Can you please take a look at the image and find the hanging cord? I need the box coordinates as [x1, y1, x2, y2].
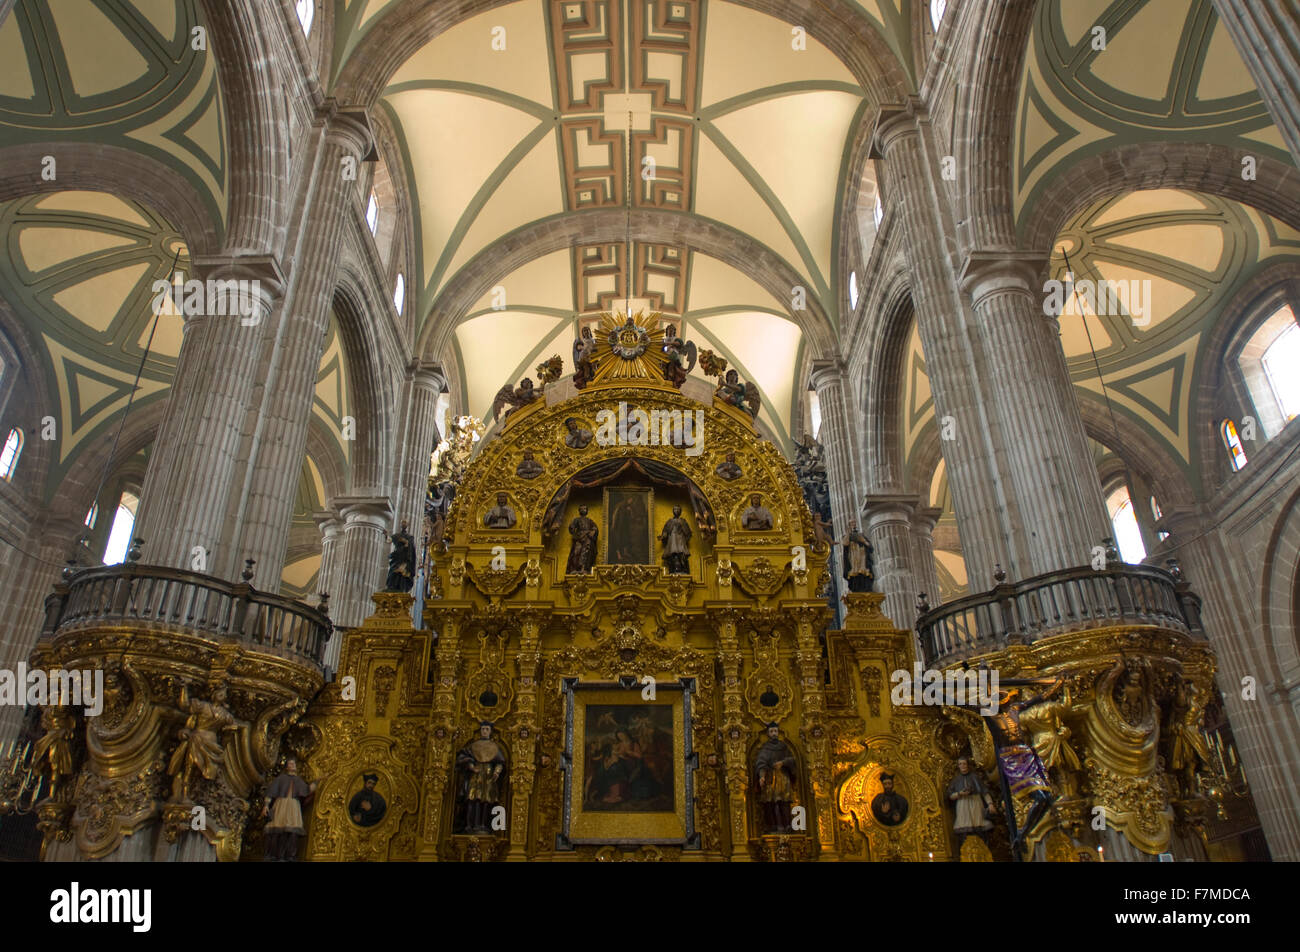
[625, 108, 633, 320]
[1060, 249, 1140, 532]
[79, 246, 178, 552]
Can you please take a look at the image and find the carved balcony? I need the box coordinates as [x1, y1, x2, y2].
[918, 563, 1204, 669]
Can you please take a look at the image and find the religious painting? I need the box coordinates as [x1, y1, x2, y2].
[560, 680, 698, 847]
[581, 705, 675, 812]
[602, 487, 653, 565]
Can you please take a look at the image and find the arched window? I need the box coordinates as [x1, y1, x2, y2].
[0, 427, 22, 480]
[1222, 419, 1248, 471]
[393, 273, 406, 315]
[808, 389, 822, 440]
[929, 0, 948, 31]
[84, 503, 97, 528]
[1106, 485, 1146, 564]
[102, 491, 139, 566]
[848, 271, 859, 311]
[872, 193, 884, 230]
[1149, 495, 1169, 542]
[295, 0, 314, 35]
[366, 191, 379, 234]
[1262, 322, 1300, 421]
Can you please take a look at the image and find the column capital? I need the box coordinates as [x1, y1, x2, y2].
[911, 506, 944, 532]
[861, 493, 917, 522]
[959, 250, 1049, 309]
[333, 495, 394, 529]
[320, 104, 377, 160]
[808, 357, 847, 393]
[312, 509, 344, 536]
[190, 253, 286, 301]
[869, 96, 926, 158]
[408, 359, 447, 392]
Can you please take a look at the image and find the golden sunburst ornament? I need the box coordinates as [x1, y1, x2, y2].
[584, 310, 673, 385]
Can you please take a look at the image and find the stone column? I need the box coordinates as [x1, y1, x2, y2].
[871, 105, 1027, 589]
[960, 252, 1111, 574]
[392, 361, 446, 542]
[1211, 0, 1300, 164]
[133, 256, 282, 572]
[909, 505, 943, 611]
[808, 359, 861, 538]
[331, 496, 392, 631]
[861, 494, 918, 631]
[229, 108, 375, 586]
[313, 509, 343, 667]
[0, 514, 82, 741]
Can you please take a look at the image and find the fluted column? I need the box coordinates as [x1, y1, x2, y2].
[331, 496, 392, 631]
[1211, 0, 1300, 164]
[809, 359, 860, 534]
[861, 494, 918, 631]
[392, 361, 446, 542]
[134, 256, 282, 571]
[313, 509, 344, 669]
[910, 505, 943, 610]
[0, 514, 82, 741]
[230, 108, 375, 586]
[872, 105, 1026, 588]
[961, 252, 1111, 573]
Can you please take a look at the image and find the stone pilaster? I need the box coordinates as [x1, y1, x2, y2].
[331, 496, 392, 630]
[909, 505, 944, 612]
[960, 251, 1111, 574]
[861, 494, 919, 631]
[871, 105, 1026, 589]
[392, 361, 446, 542]
[313, 509, 344, 668]
[1211, 0, 1300, 164]
[133, 255, 283, 574]
[231, 108, 375, 586]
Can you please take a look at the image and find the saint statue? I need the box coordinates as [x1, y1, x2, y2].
[987, 680, 1061, 855]
[348, 773, 387, 827]
[566, 504, 598, 575]
[753, 722, 798, 833]
[740, 493, 774, 530]
[945, 755, 995, 841]
[31, 706, 77, 801]
[659, 505, 692, 575]
[168, 683, 237, 801]
[563, 417, 593, 449]
[456, 722, 507, 834]
[483, 492, 517, 529]
[1167, 681, 1211, 798]
[660, 324, 697, 388]
[263, 757, 316, 861]
[714, 451, 743, 481]
[870, 772, 909, 826]
[384, 521, 416, 593]
[516, 450, 544, 479]
[572, 326, 597, 389]
[841, 522, 875, 592]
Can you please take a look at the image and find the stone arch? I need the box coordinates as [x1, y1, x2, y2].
[1075, 395, 1198, 511]
[333, 0, 911, 109]
[0, 143, 221, 258]
[1260, 483, 1300, 689]
[332, 273, 399, 497]
[421, 208, 837, 362]
[1192, 261, 1300, 495]
[197, 0, 291, 256]
[858, 272, 915, 494]
[1019, 143, 1300, 256]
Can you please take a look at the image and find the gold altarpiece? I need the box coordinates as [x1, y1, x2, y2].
[291, 313, 1221, 862]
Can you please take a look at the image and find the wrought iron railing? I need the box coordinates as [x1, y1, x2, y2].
[918, 563, 1202, 668]
[40, 561, 330, 668]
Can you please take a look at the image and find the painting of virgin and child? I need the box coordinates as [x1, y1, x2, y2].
[582, 705, 675, 812]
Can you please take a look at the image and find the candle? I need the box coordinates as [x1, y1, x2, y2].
[928, 852, 934, 862]
[1097, 846, 1105, 862]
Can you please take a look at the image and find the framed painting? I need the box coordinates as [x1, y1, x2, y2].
[602, 486, 654, 565]
[558, 678, 699, 848]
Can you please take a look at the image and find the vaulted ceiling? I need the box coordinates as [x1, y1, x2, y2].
[351, 0, 902, 450]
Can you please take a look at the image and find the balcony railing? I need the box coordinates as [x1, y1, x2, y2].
[40, 562, 330, 668]
[918, 563, 1202, 668]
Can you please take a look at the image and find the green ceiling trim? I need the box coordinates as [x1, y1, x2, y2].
[1106, 351, 1186, 434]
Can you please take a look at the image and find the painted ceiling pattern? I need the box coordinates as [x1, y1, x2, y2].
[902, 189, 1300, 495]
[0, 0, 229, 230]
[0, 191, 354, 500]
[364, 0, 881, 451]
[1013, 0, 1289, 232]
